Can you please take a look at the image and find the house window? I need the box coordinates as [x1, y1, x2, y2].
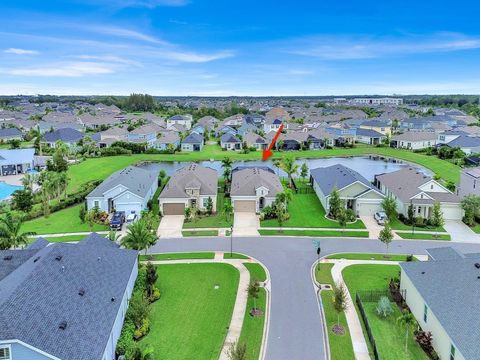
[94, 200, 99, 208]
[0, 346, 11, 360]
[202, 198, 209, 207]
[423, 304, 428, 323]
[450, 344, 456, 360]
[430, 184, 434, 190]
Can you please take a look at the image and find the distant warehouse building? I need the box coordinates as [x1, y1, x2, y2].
[351, 97, 403, 106]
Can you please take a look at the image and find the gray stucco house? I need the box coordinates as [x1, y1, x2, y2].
[457, 167, 480, 197]
[42, 128, 84, 148]
[181, 132, 204, 152]
[86, 166, 158, 216]
[0, 128, 23, 141]
[0, 234, 138, 360]
[230, 167, 283, 213]
[310, 164, 384, 216]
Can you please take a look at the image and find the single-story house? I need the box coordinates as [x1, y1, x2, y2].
[43, 128, 84, 148]
[86, 166, 158, 216]
[0, 234, 138, 360]
[0, 148, 35, 176]
[95, 127, 129, 148]
[159, 163, 217, 215]
[359, 119, 391, 135]
[217, 125, 237, 137]
[310, 164, 385, 216]
[244, 132, 268, 150]
[400, 247, 480, 360]
[230, 167, 283, 213]
[307, 129, 335, 149]
[220, 133, 242, 151]
[197, 116, 219, 133]
[443, 135, 480, 155]
[191, 124, 205, 135]
[181, 132, 204, 152]
[237, 117, 259, 137]
[152, 131, 180, 151]
[457, 167, 480, 197]
[167, 114, 192, 130]
[355, 128, 386, 145]
[282, 131, 308, 150]
[437, 130, 468, 144]
[392, 131, 437, 150]
[374, 167, 463, 220]
[0, 128, 23, 142]
[127, 124, 161, 147]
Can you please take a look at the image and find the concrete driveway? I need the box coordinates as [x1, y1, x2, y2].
[233, 212, 260, 236]
[157, 215, 184, 238]
[360, 215, 400, 240]
[444, 220, 480, 242]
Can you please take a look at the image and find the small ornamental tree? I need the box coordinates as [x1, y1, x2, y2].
[184, 207, 191, 221]
[408, 202, 416, 233]
[247, 280, 260, 311]
[336, 206, 348, 234]
[379, 221, 394, 256]
[376, 296, 393, 318]
[300, 162, 309, 185]
[206, 196, 213, 215]
[431, 201, 445, 238]
[382, 196, 397, 221]
[332, 284, 348, 327]
[223, 201, 233, 222]
[226, 341, 247, 360]
[397, 310, 416, 352]
[146, 262, 158, 298]
[329, 188, 342, 219]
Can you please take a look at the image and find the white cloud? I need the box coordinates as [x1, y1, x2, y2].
[4, 48, 39, 55]
[159, 50, 235, 63]
[3, 62, 116, 77]
[82, 0, 189, 8]
[287, 33, 480, 60]
[90, 26, 168, 44]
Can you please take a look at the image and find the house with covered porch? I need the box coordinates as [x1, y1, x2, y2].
[0, 148, 35, 176]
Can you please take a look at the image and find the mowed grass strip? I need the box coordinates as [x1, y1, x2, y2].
[327, 253, 415, 261]
[140, 252, 216, 261]
[23, 204, 107, 234]
[140, 263, 239, 359]
[182, 230, 218, 237]
[243, 263, 267, 282]
[258, 229, 369, 237]
[396, 232, 451, 241]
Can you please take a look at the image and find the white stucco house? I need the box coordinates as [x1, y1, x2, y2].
[159, 163, 217, 215]
[230, 167, 283, 213]
[374, 167, 463, 220]
[310, 164, 385, 216]
[86, 166, 158, 216]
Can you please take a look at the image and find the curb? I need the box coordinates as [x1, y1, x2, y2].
[310, 260, 331, 360]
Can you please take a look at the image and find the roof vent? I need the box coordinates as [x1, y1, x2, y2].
[59, 321, 67, 330]
[78, 288, 85, 296]
[111, 297, 116, 302]
[475, 263, 480, 269]
[98, 256, 101, 261]
[61, 266, 65, 273]
[3, 255, 13, 261]
[33, 256, 40, 263]
[55, 255, 62, 261]
[421, 271, 425, 274]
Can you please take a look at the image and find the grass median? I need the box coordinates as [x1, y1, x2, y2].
[259, 229, 369, 237]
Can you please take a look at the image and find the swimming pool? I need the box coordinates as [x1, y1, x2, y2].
[0, 182, 23, 201]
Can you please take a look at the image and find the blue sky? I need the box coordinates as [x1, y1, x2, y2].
[1, 0, 480, 96]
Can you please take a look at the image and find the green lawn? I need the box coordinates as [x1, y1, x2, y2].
[472, 223, 480, 234]
[315, 263, 335, 285]
[327, 253, 415, 261]
[223, 252, 250, 259]
[342, 265, 426, 360]
[139, 263, 239, 359]
[23, 204, 108, 234]
[44, 234, 91, 242]
[396, 232, 451, 241]
[140, 252, 216, 261]
[389, 218, 445, 232]
[182, 230, 218, 237]
[258, 229, 369, 237]
[183, 192, 232, 229]
[261, 192, 365, 229]
[243, 263, 267, 282]
[65, 146, 460, 195]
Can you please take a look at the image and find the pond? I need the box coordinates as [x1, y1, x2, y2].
[139, 155, 432, 181]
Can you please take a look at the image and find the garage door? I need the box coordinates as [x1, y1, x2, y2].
[441, 205, 464, 220]
[357, 202, 381, 216]
[234, 200, 256, 212]
[163, 203, 185, 215]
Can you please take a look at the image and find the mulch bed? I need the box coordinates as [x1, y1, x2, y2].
[332, 324, 345, 335]
[250, 308, 264, 317]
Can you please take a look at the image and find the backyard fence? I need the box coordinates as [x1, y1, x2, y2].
[356, 289, 393, 303]
[356, 292, 380, 360]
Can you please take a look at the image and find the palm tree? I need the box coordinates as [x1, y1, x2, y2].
[0, 212, 36, 250]
[223, 201, 233, 222]
[279, 156, 299, 188]
[397, 310, 416, 352]
[222, 157, 233, 185]
[121, 220, 157, 255]
[107, 230, 121, 242]
[21, 172, 38, 191]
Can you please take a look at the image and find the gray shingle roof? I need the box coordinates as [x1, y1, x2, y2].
[0, 128, 23, 138]
[182, 132, 203, 144]
[356, 128, 385, 138]
[221, 133, 241, 143]
[0, 234, 138, 360]
[230, 167, 283, 197]
[159, 163, 217, 198]
[87, 166, 158, 199]
[401, 249, 480, 360]
[393, 131, 437, 142]
[43, 128, 84, 143]
[445, 135, 480, 148]
[310, 164, 373, 195]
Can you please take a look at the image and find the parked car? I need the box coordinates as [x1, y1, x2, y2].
[374, 211, 387, 225]
[126, 212, 138, 224]
[110, 211, 126, 230]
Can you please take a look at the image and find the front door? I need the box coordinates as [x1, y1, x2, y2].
[259, 197, 265, 210]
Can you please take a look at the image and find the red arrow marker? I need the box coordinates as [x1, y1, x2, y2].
[262, 123, 284, 161]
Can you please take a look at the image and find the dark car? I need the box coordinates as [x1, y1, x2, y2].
[110, 211, 126, 230]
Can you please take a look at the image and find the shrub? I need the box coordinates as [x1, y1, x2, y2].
[376, 296, 393, 318]
[116, 320, 136, 355]
[406, 254, 414, 262]
[133, 318, 150, 340]
[415, 216, 425, 227]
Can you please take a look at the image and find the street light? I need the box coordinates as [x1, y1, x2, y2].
[230, 225, 233, 258]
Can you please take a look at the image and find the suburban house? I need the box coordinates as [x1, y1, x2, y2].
[167, 114, 193, 130]
[307, 129, 335, 149]
[265, 107, 290, 122]
[217, 125, 237, 137]
[197, 116, 219, 133]
[127, 124, 161, 147]
[400, 247, 479, 360]
[181, 132, 204, 152]
[191, 124, 205, 135]
[355, 128, 386, 145]
[457, 167, 480, 197]
[0, 128, 23, 142]
[43, 128, 84, 148]
[437, 130, 468, 144]
[0, 148, 35, 176]
[310, 164, 385, 216]
[282, 131, 308, 150]
[237, 117, 259, 136]
[222, 114, 245, 128]
[0, 234, 138, 360]
[220, 133, 242, 151]
[442, 135, 480, 155]
[95, 127, 128, 148]
[86, 166, 158, 217]
[244, 132, 268, 150]
[359, 119, 391, 135]
[392, 131, 438, 150]
[159, 163, 217, 215]
[152, 131, 180, 151]
[325, 123, 356, 145]
[264, 118, 286, 133]
[374, 167, 463, 220]
[230, 167, 283, 213]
